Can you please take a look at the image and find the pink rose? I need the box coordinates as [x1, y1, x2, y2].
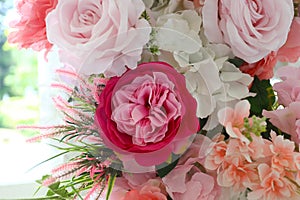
[162, 164, 220, 200]
[46, 0, 151, 77]
[8, 0, 58, 53]
[277, 17, 300, 63]
[273, 66, 300, 106]
[95, 62, 199, 168]
[240, 52, 277, 80]
[202, 0, 294, 63]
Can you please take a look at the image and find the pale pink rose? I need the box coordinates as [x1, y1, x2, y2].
[162, 165, 220, 200]
[46, 0, 151, 77]
[263, 102, 300, 144]
[8, 0, 58, 53]
[248, 164, 299, 200]
[202, 0, 294, 63]
[95, 62, 199, 168]
[240, 52, 277, 80]
[277, 17, 300, 63]
[273, 66, 300, 107]
[217, 100, 250, 144]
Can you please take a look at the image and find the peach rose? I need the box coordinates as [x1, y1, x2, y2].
[8, 0, 58, 53]
[240, 52, 277, 80]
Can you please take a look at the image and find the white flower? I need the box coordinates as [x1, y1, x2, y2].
[185, 58, 222, 118]
[144, 0, 194, 21]
[216, 62, 254, 102]
[203, 62, 254, 130]
[179, 43, 254, 130]
[155, 10, 202, 54]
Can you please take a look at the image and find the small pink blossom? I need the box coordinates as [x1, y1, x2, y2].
[163, 165, 220, 200]
[218, 100, 250, 143]
[269, 132, 297, 172]
[108, 178, 167, 200]
[8, 0, 58, 53]
[225, 139, 253, 163]
[248, 134, 272, 160]
[248, 164, 299, 200]
[204, 141, 227, 171]
[123, 184, 167, 200]
[273, 66, 300, 107]
[123, 172, 156, 188]
[178, 134, 213, 166]
[217, 161, 258, 192]
[263, 102, 300, 144]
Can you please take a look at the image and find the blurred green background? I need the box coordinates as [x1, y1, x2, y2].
[0, 0, 39, 138]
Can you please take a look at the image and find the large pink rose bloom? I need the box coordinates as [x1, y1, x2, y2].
[202, 0, 294, 63]
[95, 62, 199, 167]
[46, 0, 151, 77]
[8, 0, 58, 53]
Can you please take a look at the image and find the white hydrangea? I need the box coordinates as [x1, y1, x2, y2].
[150, 9, 254, 131]
[155, 10, 202, 54]
[143, 0, 194, 22]
[181, 44, 254, 130]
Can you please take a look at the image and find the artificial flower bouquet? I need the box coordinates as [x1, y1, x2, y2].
[7, 0, 300, 199]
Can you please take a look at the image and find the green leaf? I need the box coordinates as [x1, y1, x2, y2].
[246, 77, 275, 117]
[27, 151, 69, 172]
[228, 57, 245, 67]
[156, 156, 179, 178]
[106, 173, 117, 200]
[47, 182, 69, 198]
